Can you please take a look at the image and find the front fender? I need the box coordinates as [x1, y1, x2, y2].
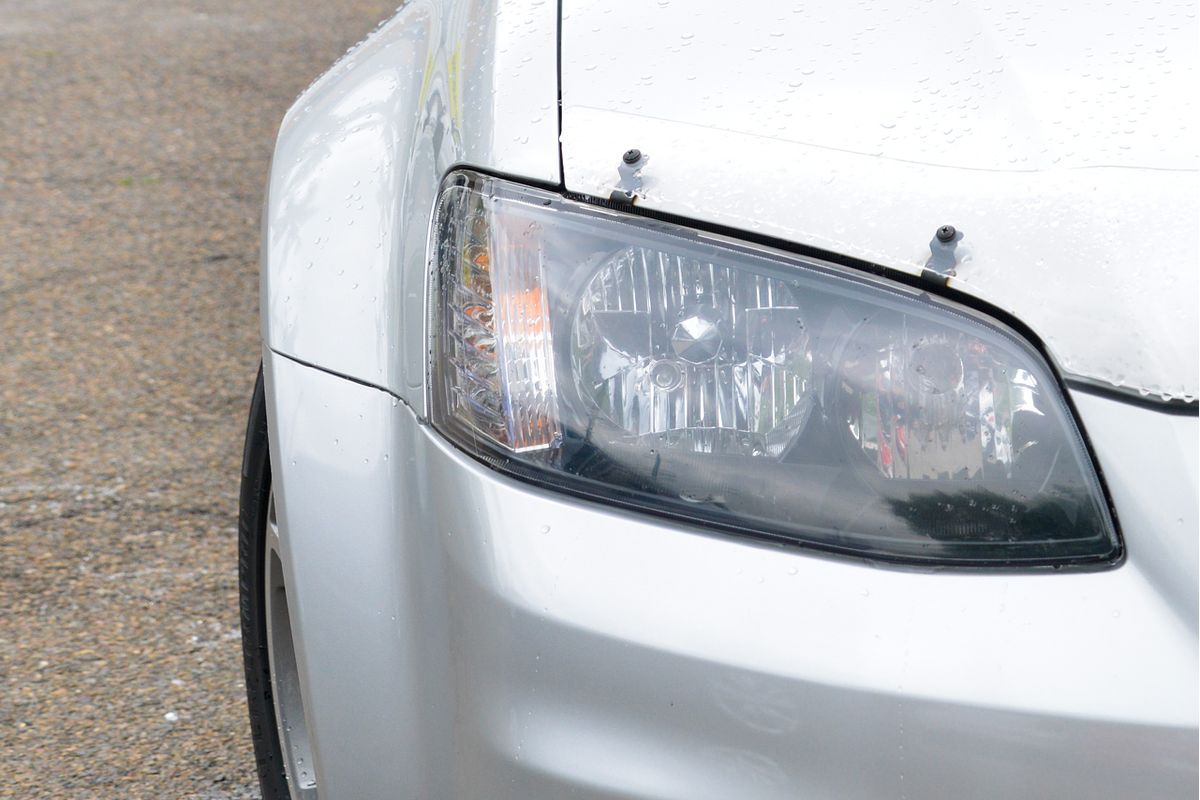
[262, 0, 560, 413]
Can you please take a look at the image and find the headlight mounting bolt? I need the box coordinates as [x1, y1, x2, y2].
[922, 224, 963, 286]
[611, 148, 648, 205]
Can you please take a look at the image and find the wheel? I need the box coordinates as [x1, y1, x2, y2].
[239, 366, 318, 799]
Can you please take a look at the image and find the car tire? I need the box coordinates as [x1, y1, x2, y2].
[238, 366, 292, 800]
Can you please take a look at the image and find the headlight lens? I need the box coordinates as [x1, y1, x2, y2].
[430, 172, 1119, 566]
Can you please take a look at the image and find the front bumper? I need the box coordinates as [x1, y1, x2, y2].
[264, 349, 1197, 799]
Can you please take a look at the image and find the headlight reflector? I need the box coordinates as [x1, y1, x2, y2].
[431, 172, 1118, 566]
[569, 247, 816, 458]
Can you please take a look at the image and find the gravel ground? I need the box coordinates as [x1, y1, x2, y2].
[1, 1, 387, 796]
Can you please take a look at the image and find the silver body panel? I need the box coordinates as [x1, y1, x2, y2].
[256, 0, 1199, 796]
[263, 0, 560, 409]
[265, 350, 1196, 799]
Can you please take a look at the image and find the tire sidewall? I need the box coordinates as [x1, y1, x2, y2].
[238, 366, 291, 800]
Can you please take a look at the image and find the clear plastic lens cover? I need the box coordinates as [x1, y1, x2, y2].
[431, 172, 1119, 565]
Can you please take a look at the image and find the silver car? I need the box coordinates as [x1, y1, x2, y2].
[237, 1, 1199, 798]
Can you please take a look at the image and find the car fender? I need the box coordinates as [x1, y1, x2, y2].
[262, 0, 560, 413]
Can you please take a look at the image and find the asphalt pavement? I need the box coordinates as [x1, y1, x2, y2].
[1, 2, 387, 796]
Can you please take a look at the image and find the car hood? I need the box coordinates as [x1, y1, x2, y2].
[559, 0, 1198, 403]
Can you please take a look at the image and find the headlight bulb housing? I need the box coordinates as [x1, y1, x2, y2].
[430, 171, 1119, 566]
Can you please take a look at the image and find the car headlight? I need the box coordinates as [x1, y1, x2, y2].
[429, 171, 1119, 566]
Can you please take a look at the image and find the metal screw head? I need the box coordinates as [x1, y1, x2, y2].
[622, 148, 642, 165]
[936, 225, 957, 243]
